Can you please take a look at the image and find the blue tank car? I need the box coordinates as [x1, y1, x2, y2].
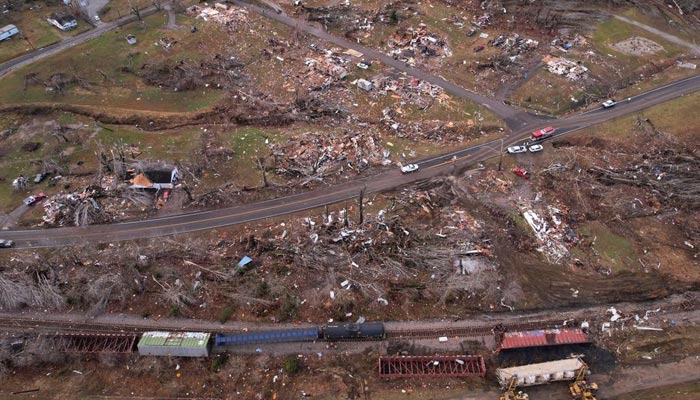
[215, 327, 320, 346]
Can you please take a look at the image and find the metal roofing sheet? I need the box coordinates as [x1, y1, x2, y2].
[499, 328, 590, 350]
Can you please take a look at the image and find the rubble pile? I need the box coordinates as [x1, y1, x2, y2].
[299, 50, 350, 91]
[382, 107, 482, 143]
[490, 33, 539, 56]
[361, 75, 444, 110]
[386, 24, 452, 67]
[519, 202, 575, 264]
[42, 187, 112, 227]
[188, 3, 249, 27]
[550, 34, 587, 52]
[543, 56, 588, 81]
[268, 130, 385, 177]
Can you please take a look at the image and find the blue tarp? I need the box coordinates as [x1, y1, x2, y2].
[237, 256, 253, 268]
[215, 328, 319, 346]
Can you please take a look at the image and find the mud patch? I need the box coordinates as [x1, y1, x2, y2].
[612, 36, 664, 56]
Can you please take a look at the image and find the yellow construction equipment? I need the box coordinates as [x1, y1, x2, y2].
[500, 376, 529, 400]
[569, 365, 598, 400]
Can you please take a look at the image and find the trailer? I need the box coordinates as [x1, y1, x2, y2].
[0, 24, 20, 41]
[497, 357, 585, 387]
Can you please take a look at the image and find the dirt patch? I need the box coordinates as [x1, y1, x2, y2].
[612, 36, 664, 56]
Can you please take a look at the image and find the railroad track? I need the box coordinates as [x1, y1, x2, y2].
[7, 302, 687, 341]
[1, 315, 574, 340]
[386, 319, 570, 340]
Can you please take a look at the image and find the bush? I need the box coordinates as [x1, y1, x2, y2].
[210, 353, 229, 372]
[283, 355, 300, 374]
[219, 304, 236, 324]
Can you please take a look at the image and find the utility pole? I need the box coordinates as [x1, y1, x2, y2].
[358, 187, 365, 225]
[498, 138, 504, 172]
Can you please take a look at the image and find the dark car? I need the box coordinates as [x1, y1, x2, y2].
[467, 27, 478, 36]
[0, 239, 14, 249]
[473, 45, 485, 53]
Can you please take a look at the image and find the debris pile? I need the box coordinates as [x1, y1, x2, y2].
[365, 75, 445, 110]
[300, 51, 350, 91]
[550, 34, 587, 52]
[386, 24, 452, 67]
[520, 201, 574, 263]
[188, 3, 249, 27]
[490, 33, 539, 55]
[543, 56, 588, 81]
[268, 130, 385, 178]
[42, 188, 112, 227]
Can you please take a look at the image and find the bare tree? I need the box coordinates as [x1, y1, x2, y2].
[128, 0, 143, 22]
[151, 0, 162, 11]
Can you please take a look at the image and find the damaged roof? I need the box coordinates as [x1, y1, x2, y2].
[499, 328, 591, 350]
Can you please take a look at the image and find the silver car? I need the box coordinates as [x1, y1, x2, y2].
[506, 145, 527, 154]
[400, 164, 419, 174]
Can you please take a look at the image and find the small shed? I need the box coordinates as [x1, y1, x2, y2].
[137, 331, 210, 357]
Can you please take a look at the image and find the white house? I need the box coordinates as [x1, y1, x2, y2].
[0, 24, 20, 41]
[47, 13, 78, 31]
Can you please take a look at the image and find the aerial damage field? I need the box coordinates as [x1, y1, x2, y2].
[0, 0, 699, 398]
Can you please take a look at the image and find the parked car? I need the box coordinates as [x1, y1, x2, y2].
[528, 144, 544, 153]
[506, 145, 527, 154]
[400, 164, 419, 174]
[357, 62, 370, 70]
[34, 173, 46, 184]
[467, 27, 478, 36]
[473, 45, 485, 53]
[23, 192, 46, 206]
[512, 167, 529, 179]
[602, 99, 617, 108]
[0, 239, 14, 248]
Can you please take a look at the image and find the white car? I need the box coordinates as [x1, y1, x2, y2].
[528, 144, 544, 153]
[506, 145, 527, 154]
[400, 164, 419, 174]
[357, 62, 369, 70]
[602, 99, 616, 108]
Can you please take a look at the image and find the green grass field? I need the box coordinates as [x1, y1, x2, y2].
[0, 12, 227, 113]
[0, 5, 91, 64]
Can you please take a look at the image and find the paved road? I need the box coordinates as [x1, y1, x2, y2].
[613, 15, 700, 55]
[227, 0, 542, 130]
[2, 74, 698, 248]
[0, 7, 159, 78]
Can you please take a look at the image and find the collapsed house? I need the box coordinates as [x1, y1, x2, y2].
[128, 167, 179, 190]
[386, 24, 452, 67]
[543, 56, 589, 81]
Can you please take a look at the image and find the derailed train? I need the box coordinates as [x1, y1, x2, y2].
[136, 323, 386, 358]
[215, 322, 385, 347]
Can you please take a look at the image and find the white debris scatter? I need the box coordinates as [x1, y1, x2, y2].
[543, 56, 588, 81]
